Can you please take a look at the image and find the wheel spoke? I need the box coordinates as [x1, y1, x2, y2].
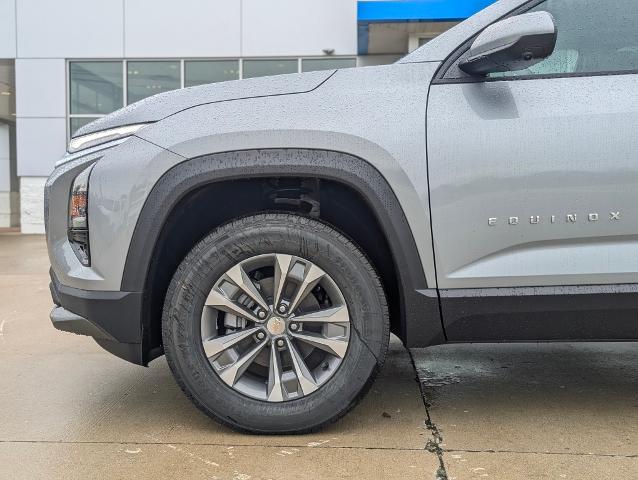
[200, 305, 219, 341]
[205, 288, 261, 323]
[203, 327, 260, 358]
[292, 305, 349, 324]
[224, 263, 270, 311]
[288, 262, 325, 314]
[200, 253, 351, 402]
[286, 337, 318, 395]
[272, 254, 293, 308]
[290, 330, 349, 358]
[219, 337, 268, 386]
[267, 341, 285, 402]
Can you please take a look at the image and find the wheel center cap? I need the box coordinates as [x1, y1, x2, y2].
[266, 316, 286, 335]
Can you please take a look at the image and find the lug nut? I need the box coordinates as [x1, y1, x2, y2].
[257, 331, 266, 340]
[289, 323, 299, 331]
[277, 304, 287, 314]
[257, 310, 267, 320]
[276, 338, 285, 348]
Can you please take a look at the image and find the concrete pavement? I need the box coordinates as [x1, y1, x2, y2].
[413, 343, 638, 479]
[0, 234, 636, 479]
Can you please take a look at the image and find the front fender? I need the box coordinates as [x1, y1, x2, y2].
[136, 62, 440, 287]
[89, 62, 439, 294]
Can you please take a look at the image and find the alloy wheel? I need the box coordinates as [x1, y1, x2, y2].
[201, 253, 351, 402]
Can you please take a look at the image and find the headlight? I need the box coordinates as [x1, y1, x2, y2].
[67, 123, 150, 154]
[68, 164, 95, 266]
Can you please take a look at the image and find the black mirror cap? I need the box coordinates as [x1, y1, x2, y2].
[460, 23, 558, 77]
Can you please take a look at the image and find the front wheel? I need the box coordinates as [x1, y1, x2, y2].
[162, 214, 389, 433]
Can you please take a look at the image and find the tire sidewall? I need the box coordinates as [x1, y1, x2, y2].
[162, 214, 388, 433]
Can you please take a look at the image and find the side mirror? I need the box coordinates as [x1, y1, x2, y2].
[459, 11, 557, 76]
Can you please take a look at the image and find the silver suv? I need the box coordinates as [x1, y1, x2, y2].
[46, 0, 638, 433]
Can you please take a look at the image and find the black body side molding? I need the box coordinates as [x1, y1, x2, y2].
[441, 284, 638, 342]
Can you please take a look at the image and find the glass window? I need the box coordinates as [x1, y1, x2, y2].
[70, 62, 123, 115]
[491, 0, 638, 78]
[184, 60, 239, 87]
[0, 60, 16, 122]
[242, 59, 298, 79]
[127, 61, 180, 104]
[70, 117, 99, 136]
[301, 58, 356, 72]
[418, 37, 432, 47]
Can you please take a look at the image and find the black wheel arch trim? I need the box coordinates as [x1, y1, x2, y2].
[120, 148, 445, 349]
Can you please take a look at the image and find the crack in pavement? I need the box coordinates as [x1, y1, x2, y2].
[0, 439, 425, 452]
[406, 347, 449, 480]
[445, 448, 638, 459]
[3, 440, 635, 459]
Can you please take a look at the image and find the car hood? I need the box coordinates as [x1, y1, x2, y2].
[73, 70, 335, 138]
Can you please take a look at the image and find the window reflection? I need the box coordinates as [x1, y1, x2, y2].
[185, 60, 239, 87]
[127, 61, 180, 104]
[242, 59, 298, 79]
[70, 62, 123, 115]
[301, 58, 356, 72]
[70, 117, 99, 136]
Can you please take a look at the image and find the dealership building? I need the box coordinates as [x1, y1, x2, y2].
[0, 0, 494, 232]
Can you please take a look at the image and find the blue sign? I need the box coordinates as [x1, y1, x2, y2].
[358, 0, 497, 22]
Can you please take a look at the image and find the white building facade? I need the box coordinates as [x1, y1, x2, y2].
[0, 0, 493, 232]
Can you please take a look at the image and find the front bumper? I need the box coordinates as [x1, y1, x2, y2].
[49, 270, 145, 365]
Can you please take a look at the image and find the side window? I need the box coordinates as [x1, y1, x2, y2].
[492, 0, 638, 78]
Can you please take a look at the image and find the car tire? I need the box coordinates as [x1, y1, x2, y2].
[162, 213, 389, 434]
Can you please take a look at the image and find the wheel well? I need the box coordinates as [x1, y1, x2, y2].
[143, 177, 403, 362]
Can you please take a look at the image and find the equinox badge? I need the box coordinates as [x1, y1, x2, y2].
[488, 212, 621, 226]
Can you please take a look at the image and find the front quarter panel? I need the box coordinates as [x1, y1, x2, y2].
[136, 63, 440, 287]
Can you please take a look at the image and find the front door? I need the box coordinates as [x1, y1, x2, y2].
[427, 0, 638, 292]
